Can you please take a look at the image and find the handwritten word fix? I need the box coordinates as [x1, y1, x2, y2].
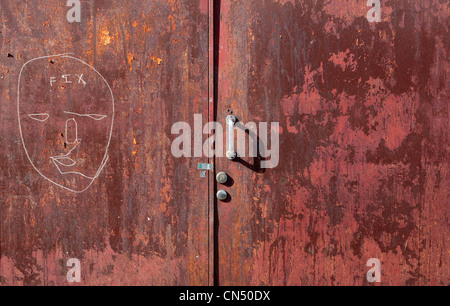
[50, 74, 87, 87]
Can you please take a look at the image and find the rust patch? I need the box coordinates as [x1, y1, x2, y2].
[0, 0, 210, 285]
[216, 0, 448, 286]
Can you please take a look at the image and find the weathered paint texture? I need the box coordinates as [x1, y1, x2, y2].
[0, 0, 448, 287]
[0, 0, 210, 285]
[216, 0, 448, 286]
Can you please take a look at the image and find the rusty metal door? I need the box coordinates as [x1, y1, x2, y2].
[0, 0, 211, 285]
[0, 0, 448, 287]
[215, 0, 448, 285]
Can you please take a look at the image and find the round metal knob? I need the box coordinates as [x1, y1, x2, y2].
[216, 172, 228, 184]
[226, 151, 237, 160]
[217, 190, 228, 201]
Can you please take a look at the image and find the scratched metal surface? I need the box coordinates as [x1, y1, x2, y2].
[0, 0, 210, 285]
[216, 0, 448, 285]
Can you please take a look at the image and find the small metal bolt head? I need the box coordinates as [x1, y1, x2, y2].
[217, 190, 228, 201]
[216, 172, 228, 184]
[226, 151, 237, 160]
[226, 115, 237, 124]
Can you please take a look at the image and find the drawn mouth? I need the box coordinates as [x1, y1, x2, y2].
[50, 139, 108, 180]
[50, 156, 77, 167]
[48, 140, 99, 180]
[50, 140, 80, 170]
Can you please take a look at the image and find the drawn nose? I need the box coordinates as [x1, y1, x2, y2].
[65, 118, 78, 144]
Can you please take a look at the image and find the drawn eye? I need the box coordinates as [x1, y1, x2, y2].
[28, 113, 50, 122]
[85, 114, 107, 121]
[63, 111, 107, 120]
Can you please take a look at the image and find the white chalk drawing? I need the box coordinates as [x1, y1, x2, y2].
[17, 53, 114, 193]
[28, 113, 50, 122]
[65, 118, 78, 144]
[64, 111, 107, 121]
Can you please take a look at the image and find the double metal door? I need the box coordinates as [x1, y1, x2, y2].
[0, 0, 447, 286]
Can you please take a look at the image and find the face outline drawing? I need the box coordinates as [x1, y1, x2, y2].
[17, 54, 114, 193]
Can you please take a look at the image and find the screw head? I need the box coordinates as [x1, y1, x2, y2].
[216, 172, 228, 184]
[226, 115, 237, 124]
[226, 151, 237, 160]
[217, 190, 228, 201]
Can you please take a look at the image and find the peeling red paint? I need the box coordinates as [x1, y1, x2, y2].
[0, 0, 447, 287]
[215, 0, 448, 286]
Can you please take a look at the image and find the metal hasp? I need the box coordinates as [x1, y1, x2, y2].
[226, 115, 237, 160]
[216, 172, 228, 184]
[217, 190, 228, 201]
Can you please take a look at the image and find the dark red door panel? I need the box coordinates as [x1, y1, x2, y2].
[215, 0, 448, 286]
[0, 0, 210, 285]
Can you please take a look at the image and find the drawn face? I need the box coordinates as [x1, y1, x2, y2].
[17, 54, 114, 193]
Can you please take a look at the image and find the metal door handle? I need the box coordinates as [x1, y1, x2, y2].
[226, 115, 237, 160]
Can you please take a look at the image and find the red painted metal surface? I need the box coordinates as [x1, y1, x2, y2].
[215, 0, 448, 286]
[0, 0, 448, 287]
[0, 0, 210, 285]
